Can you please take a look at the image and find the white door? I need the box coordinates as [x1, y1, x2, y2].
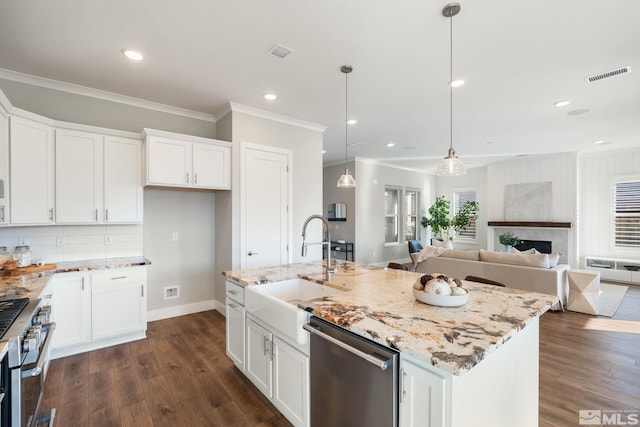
[52, 272, 92, 349]
[241, 144, 290, 268]
[245, 318, 273, 398]
[273, 336, 309, 426]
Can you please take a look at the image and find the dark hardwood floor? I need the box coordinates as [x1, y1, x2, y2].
[42, 285, 640, 426]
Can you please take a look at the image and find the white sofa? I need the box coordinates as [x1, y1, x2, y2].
[414, 248, 569, 308]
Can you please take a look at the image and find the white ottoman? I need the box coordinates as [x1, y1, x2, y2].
[567, 270, 600, 315]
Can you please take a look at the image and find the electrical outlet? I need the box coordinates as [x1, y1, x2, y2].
[172, 232, 179, 241]
[164, 286, 180, 300]
[104, 235, 112, 245]
[17, 237, 29, 246]
[56, 237, 64, 247]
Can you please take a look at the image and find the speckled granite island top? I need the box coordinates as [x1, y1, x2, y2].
[0, 256, 151, 300]
[224, 260, 559, 376]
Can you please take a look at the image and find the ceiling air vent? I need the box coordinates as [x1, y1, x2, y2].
[585, 66, 631, 83]
[267, 43, 294, 59]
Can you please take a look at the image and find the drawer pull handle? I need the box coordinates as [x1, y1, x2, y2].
[228, 289, 237, 295]
[111, 276, 127, 280]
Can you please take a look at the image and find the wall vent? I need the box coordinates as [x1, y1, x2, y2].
[267, 43, 294, 59]
[585, 66, 631, 83]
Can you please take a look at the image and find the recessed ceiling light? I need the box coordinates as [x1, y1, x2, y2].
[567, 108, 590, 116]
[322, 150, 326, 154]
[264, 93, 277, 101]
[347, 119, 357, 125]
[593, 140, 605, 145]
[386, 142, 396, 147]
[450, 79, 465, 87]
[349, 141, 365, 147]
[554, 100, 571, 107]
[122, 49, 143, 61]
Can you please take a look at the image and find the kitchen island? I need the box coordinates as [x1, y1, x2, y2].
[224, 260, 559, 427]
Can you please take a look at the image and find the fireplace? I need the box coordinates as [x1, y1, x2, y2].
[514, 239, 552, 254]
[489, 222, 571, 265]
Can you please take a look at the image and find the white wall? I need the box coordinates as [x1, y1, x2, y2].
[214, 108, 324, 305]
[435, 167, 488, 250]
[353, 159, 434, 265]
[323, 162, 356, 244]
[578, 147, 640, 265]
[143, 189, 216, 315]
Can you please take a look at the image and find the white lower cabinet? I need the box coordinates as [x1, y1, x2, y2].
[226, 298, 246, 370]
[51, 271, 92, 349]
[400, 356, 446, 427]
[272, 336, 309, 426]
[243, 315, 309, 427]
[51, 267, 147, 358]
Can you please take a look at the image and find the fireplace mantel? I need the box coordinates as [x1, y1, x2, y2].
[488, 221, 572, 229]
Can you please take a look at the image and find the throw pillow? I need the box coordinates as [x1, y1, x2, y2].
[548, 252, 560, 268]
[441, 249, 481, 261]
[432, 239, 448, 248]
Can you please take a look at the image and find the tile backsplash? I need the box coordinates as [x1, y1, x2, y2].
[0, 225, 143, 263]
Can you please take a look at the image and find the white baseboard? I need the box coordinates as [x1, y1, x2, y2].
[214, 299, 226, 316]
[147, 299, 216, 322]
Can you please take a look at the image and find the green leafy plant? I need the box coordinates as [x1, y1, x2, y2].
[421, 196, 479, 240]
[499, 231, 520, 246]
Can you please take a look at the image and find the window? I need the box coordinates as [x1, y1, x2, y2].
[404, 189, 420, 242]
[453, 190, 477, 239]
[613, 180, 640, 248]
[384, 187, 400, 244]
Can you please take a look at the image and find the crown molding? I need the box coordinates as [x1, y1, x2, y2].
[0, 68, 216, 122]
[228, 102, 327, 133]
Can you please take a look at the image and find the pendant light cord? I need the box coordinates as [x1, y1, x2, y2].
[449, 8, 453, 152]
[345, 70, 349, 166]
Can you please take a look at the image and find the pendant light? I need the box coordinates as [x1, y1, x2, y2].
[337, 65, 356, 188]
[436, 3, 466, 176]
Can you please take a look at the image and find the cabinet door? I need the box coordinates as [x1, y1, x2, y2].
[91, 278, 146, 340]
[55, 129, 104, 223]
[104, 136, 143, 223]
[245, 318, 272, 398]
[9, 116, 55, 224]
[0, 110, 8, 224]
[226, 299, 245, 371]
[52, 272, 92, 349]
[146, 136, 192, 186]
[400, 358, 446, 427]
[273, 336, 308, 427]
[192, 142, 231, 189]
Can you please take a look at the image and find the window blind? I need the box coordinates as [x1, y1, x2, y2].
[454, 190, 477, 239]
[614, 181, 640, 247]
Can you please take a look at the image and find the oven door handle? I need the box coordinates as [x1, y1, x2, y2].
[22, 322, 56, 378]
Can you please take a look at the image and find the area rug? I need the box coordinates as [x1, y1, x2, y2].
[597, 283, 628, 317]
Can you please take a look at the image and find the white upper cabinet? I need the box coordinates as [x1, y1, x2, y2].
[55, 130, 143, 224]
[55, 129, 104, 223]
[10, 116, 55, 225]
[0, 107, 9, 224]
[143, 128, 231, 190]
[104, 136, 143, 223]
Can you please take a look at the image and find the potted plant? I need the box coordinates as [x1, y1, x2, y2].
[499, 231, 520, 252]
[421, 196, 479, 247]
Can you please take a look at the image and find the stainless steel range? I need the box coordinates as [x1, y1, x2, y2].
[0, 298, 56, 427]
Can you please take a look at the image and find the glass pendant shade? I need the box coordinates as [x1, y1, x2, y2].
[337, 167, 356, 188]
[436, 147, 465, 176]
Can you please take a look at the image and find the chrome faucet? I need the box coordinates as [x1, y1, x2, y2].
[301, 214, 335, 281]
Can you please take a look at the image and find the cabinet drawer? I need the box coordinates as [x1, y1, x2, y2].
[226, 280, 245, 304]
[92, 267, 147, 286]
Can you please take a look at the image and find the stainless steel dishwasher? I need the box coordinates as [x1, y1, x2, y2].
[304, 316, 398, 427]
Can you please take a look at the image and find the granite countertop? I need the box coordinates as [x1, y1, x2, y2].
[224, 260, 559, 376]
[0, 256, 151, 300]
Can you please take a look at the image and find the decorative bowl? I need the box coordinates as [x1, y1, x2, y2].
[412, 287, 469, 307]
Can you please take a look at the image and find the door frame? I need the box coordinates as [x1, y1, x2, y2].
[240, 141, 293, 268]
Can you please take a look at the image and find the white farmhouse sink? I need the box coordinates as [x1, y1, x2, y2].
[245, 278, 343, 345]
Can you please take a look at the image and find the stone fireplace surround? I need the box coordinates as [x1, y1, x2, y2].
[488, 221, 572, 265]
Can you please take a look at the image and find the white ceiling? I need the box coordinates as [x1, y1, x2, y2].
[1, 0, 638, 172]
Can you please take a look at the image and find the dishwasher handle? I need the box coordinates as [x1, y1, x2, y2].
[303, 323, 390, 370]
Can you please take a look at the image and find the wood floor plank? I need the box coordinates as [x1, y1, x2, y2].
[119, 400, 155, 427]
[88, 368, 121, 427]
